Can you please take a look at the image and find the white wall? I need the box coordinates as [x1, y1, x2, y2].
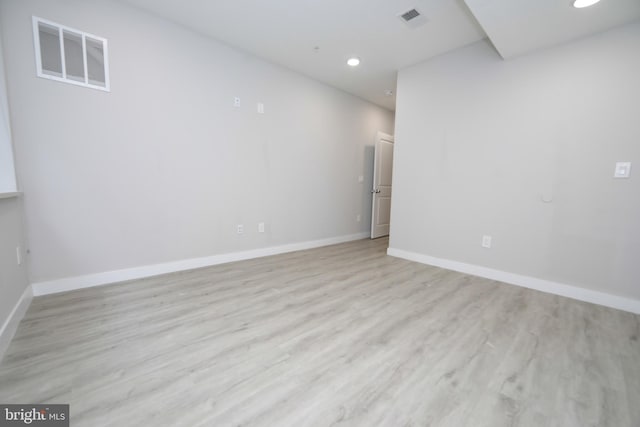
[0, 19, 29, 357]
[0, 19, 17, 193]
[391, 22, 640, 301]
[0, 0, 394, 286]
[0, 196, 30, 335]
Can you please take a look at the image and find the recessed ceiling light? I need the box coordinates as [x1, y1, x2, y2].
[347, 57, 360, 67]
[573, 0, 601, 8]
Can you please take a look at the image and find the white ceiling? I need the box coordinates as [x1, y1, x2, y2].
[117, 0, 640, 111]
[465, 0, 640, 59]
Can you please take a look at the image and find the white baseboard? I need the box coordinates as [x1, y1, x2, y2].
[32, 232, 370, 296]
[387, 247, 640, 315]
[0, 285, 33, 362]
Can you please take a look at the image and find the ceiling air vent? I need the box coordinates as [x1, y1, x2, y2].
[398, 8, 428, 29]
[401, 9, 420, 21]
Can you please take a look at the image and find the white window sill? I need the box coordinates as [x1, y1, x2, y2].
[0, 191, 22, 200]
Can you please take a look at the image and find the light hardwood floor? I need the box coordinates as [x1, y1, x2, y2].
[0, 238, 638, 426]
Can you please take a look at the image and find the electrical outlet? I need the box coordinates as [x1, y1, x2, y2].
[482, 235, 492, 248]
[234, 97, 241, 108]
[258, 222, 265, 233]
[614, 162, 631, 178]
[237, 224, 244, 234]
[356, 214, 361, 222]
[358, 175, 364, 183]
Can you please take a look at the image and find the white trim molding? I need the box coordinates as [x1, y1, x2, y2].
[0, 286, 33, 362]
[387, 247, 640, 315]
[0, 192, 22, 200]
[32, 232, 370, 296]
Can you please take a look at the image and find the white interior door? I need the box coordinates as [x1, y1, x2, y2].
[371, 132, 394, 239]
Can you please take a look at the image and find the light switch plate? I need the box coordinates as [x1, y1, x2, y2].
[614, 162, 631, 178]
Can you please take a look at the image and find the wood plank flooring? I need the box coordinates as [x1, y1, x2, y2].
[0, 238, 638, 426]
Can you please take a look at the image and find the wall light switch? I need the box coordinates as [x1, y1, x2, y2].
[358, 175, 364, 183]
[614, 162, 631, 178]
[257, 103, 264, 114]
[16, 246, 22, 265]
[258, 222, 265, 233]
[356, 214, 361, 222]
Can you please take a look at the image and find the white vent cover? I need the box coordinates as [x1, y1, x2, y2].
[398, 8, 428, 29]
